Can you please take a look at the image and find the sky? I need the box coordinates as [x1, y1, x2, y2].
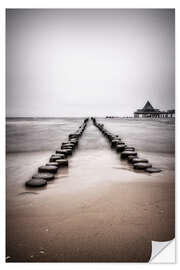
[6, 9, 175, 117]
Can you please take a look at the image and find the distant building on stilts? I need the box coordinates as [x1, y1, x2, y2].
[134, 101, 175, 118]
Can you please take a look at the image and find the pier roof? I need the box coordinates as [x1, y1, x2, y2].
[142, 101, 155, 111]
[134, 101, 159, 114]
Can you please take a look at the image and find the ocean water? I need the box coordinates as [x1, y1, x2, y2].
[100, 118, 175, 154]
[6, 117, 175, 153]
[6, 117, 84, 153]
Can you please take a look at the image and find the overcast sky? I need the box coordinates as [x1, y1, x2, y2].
[6, 9, 175, 117]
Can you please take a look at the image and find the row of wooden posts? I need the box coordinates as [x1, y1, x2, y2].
[25, 118, 89, 187]
[91, 118, 161, 173]
[25, 117, 161, 188]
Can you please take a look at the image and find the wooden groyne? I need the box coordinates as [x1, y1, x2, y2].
[25, 118, 89, 187]
[91, 117, 161, 173]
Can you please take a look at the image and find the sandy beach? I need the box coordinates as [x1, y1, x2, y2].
[6, 118, 175, 262]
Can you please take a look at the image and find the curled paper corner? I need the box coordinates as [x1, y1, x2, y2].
[150, 239, 175, 263]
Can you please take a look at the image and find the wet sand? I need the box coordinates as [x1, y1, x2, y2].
[6, 118, 175, 262]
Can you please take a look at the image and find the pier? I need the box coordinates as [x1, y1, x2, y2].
[134, 101, 175, 118]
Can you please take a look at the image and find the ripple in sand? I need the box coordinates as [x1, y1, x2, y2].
[18, 192, 39, 195]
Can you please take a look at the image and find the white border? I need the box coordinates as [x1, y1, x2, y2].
[0, 0, 179, 268]
[0, 0, 178, 8]
[0, 3, 6, 267]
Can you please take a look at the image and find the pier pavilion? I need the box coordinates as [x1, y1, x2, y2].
[134, 101, 175, 118]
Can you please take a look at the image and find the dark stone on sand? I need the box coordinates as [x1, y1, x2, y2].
[128, 155, 138, 163]
[46, 162, 59, 167]
[70, 139, 78, 145]
[121, 151, 137, 159]
[61, 145, 73, 150]
[65, 149, 73, 155]
[68, 143, 76, 149]
[68, 140, 77, 145]
[25, 178, 47, 187]
[32, 173, 55, 181]
[55, 149, 68, 157]
[53, 154, 65, 159]
[131, 158, 148, 164]
[125, 146, 135, 151]
[116, 144, 126, 153]
[69, 134, 79, 139]
[111, 139, 121, 147]
[62, 143, 74, 148]
[133, 163, 152, 170]
[38, 165, 57, 173]
[63, 142, 74, 146]
[50, 154, 65, 162]
[145, 167, 162, 173]
[56, 159, 69, 167]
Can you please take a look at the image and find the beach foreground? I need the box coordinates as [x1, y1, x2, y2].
[6, 118, 175, 262]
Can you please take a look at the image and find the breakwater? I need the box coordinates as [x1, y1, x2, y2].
[91, 117, 161, 173]
[25, 118, 89, 187]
